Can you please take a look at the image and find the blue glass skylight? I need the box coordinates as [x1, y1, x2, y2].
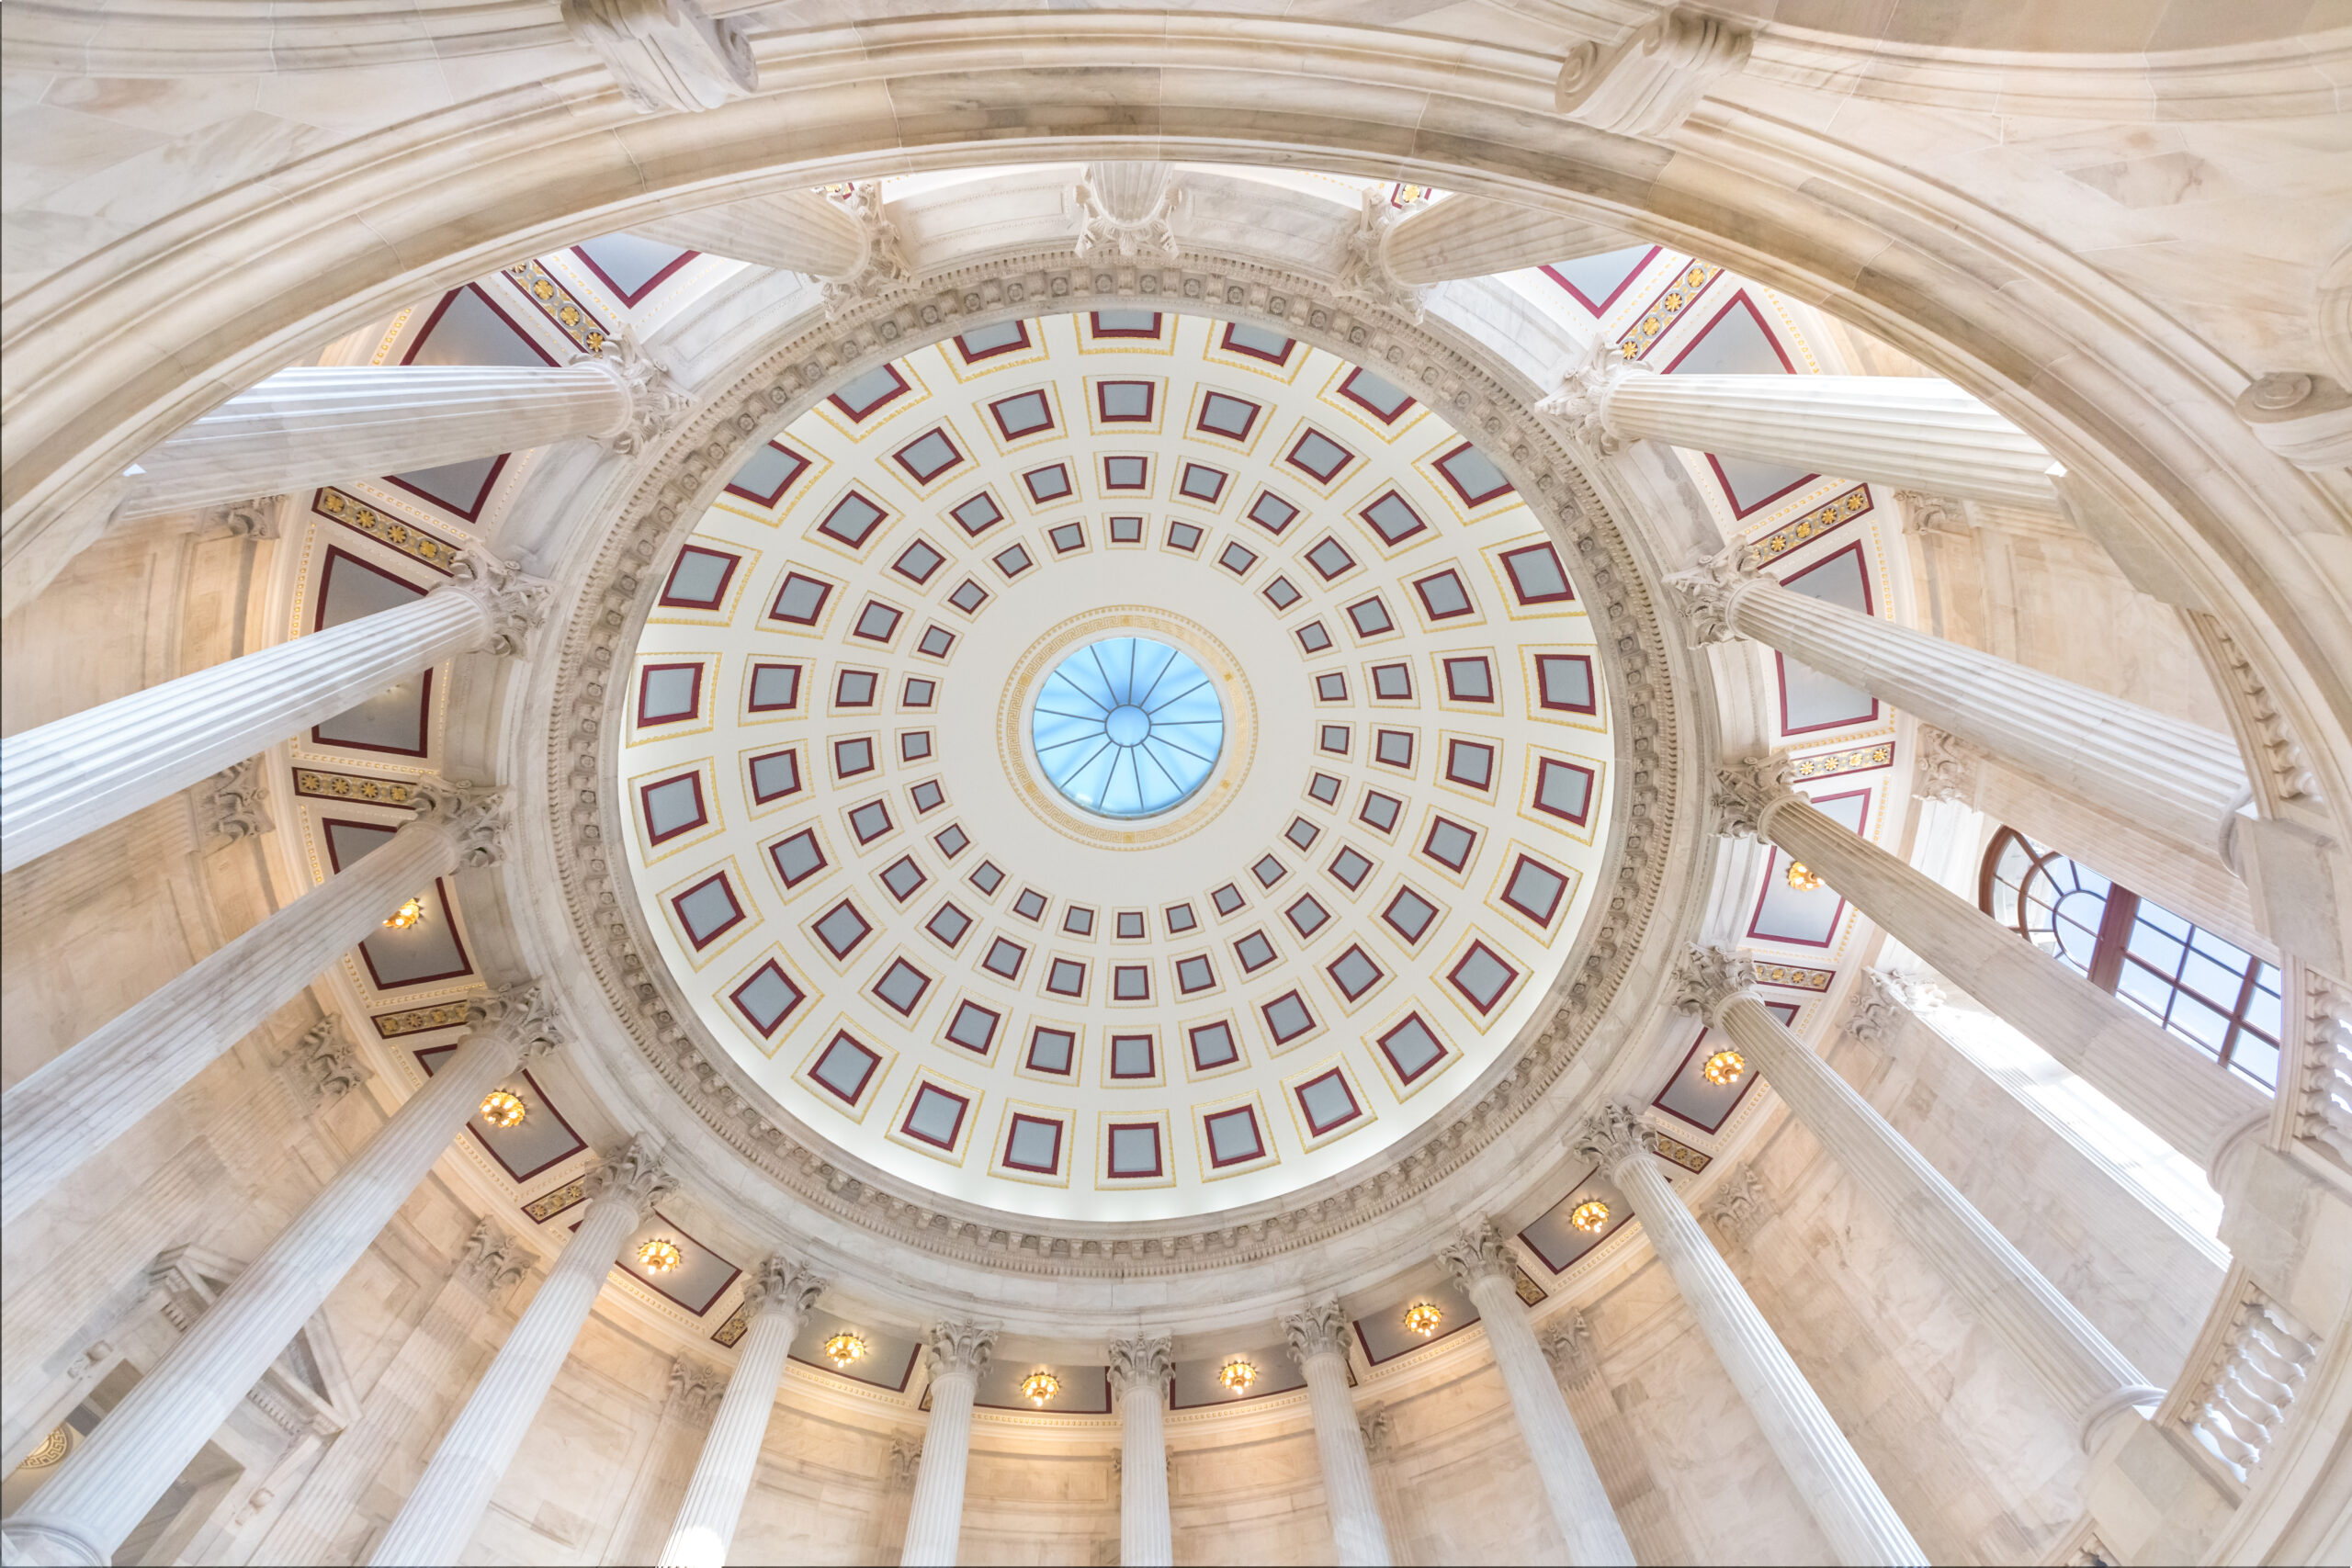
[1030, 637, 1224, 818]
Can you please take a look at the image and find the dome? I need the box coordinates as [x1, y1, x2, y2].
[620, 310, 1614, 1220]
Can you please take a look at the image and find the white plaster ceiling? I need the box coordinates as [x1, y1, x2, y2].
[620, 308, 1614, 1221]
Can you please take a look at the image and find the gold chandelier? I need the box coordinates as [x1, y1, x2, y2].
[1785, 862, 1825, 892]
[1702, 1049, 1747, 1087]
[1218, 1359, 1257, 1394]
[636, 1238, 683, 1274]
[1571, 1200, 1611, 1234]
[478, 1089, 526, 1128]
[1020, 1370, 1061, 1406]
[823, 1332, 867, 1369]
[1403, 1301, 1442, 1338]
[383, 896, 427, 930]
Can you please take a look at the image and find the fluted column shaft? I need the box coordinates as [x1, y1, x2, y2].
[1451, 1264, 1632, 1564]
[119, 365, 632, 520]
[251, 1241, 511, 1565]
[1283, 1311, 1392, 1568]
[1751, 788, 2267, 1168]
[635, 190, 868, 277]
[371, 1163, 659, 1566]
[1383, 197, 1634, 285]
[1724, 573, 2247, 857]
[1608, 373, 2057, 508]
[658, 1264, 818, 1568]
[900, 1341, 987, 1568]
[1714, 988, 2160, 1438]
[1, 799, 484, 1224]
[2, 581, 499, 871]
[0, 1023, 540, 1567]
[1112, 1337, 1175, 1568]
[1600, 1143, 1924, 1566]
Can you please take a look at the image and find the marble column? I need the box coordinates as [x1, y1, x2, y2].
[899, 1321, 994, 1568]
[1573, 1105, 1926, 1568]
[1382, 197, 1637, 286]
[1109, 1335, 1175, 1568]
[0, 549, 548, 872]
[0, 989, 561, 1568]
[1540, 346, 2059, 510]
[117, 348, 684, 521]
[1671, 944, 2164, 1444]
[1716, 753, 2268, 1170]
[371, 1138, 675, 1566]
[635, 189, 870, 277]
[0, 781, 506, 1225]
[610, 1359, 726, 1566]
[1282, 1300, 1393, 1568]
[1436, 1224, 1634, 1565]
[1669, 551, 2250, 860]
[249, 1223, 527, 1565]
[1538, 1316, 1693, 1564]
[657, 1258, 824, 1568]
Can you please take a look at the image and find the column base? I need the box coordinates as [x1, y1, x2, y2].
[0, 1517, 109, 1566]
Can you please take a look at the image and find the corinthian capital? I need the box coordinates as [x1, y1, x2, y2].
[1703, 1165, 1774, 1247]
[1436, 1220, 1519, 1292]
[1662, 542, 1758, 646]
[1569, 1100, 1657, 1176]
[292, 1013, 369, 1110]
[464, 982, 561, 1063]
[1913, 726, 1979, 805]
[409, 777, 509, 869]
[1845, 967, 1939, 1045]
[922, 1319, 996, 1382]
[1534, 335, 1648, 455]
[577, 327, 693, 457]
[1538, 1312, 1597, 1385]
[1713, 752, 1798, 840]
[1107, 1334, 1175, 1395]
[457, 1219, 529, 1295]
[447, 548, 554, 659]
[1334, 188, 1424, 320]
[668, 1356, 727, 1426]
[1281, 1298, 1353, 1366]
[743, 1255, 825, 1320]
[1669, 943, 1758, 1024]
[587, 1135, 677, 1221]
[1073, 164, 1182, 262]
[820, 186, 913, 319]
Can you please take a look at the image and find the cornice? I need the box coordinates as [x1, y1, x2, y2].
[534, 245, 1684, 1284]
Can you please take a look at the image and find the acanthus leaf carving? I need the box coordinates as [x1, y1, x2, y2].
[448, 548, 555, 660]
[1435, 1219, 1518, 1292]
[1660, 542, 1755, 646]
[1533, 335, 1645, 456]
[1073, 164, 1182, 262]
[1913, 725, 1979, 804]
[1333, 189, 1424, 321]
[1280, 1298, 1353, 1366]
[1703, 1164, 1774, 1247]
[586, 1134, 677, 1222]
[820, 186, 913, 320]
[1713, 751, 1799, 840]
[409, 777, 511, 869]
[457, 1219, 529, 1295]
[743, 1254, 825, 1319]
[201, 754, 274, 844]
[1569, 1100, 1657, 1177]
[922, 1319, 996, 1382]
[578, 328, 693, 459]
[1668, 942, 1758, 1024]
[293, 1013, 369, 1110]
[1107, 1334, 1175, 1395]
[667, 1354, 728, 1426]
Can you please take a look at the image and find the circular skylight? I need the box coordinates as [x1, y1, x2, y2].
[1029, 637, 1225, 818]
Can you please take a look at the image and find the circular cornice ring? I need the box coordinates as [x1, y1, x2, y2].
[996, 604, 1257, 852]
[538, 249, 1683, 1286]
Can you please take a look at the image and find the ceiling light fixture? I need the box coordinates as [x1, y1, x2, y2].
[1785, 862, 1825, 892]
[1404, 1301, 1442, 1338]
[823, 1332, 868, 1369]
[1021, 1371, 1061, 1406]
[383, 897, 428, 930]
[478, 1089, 526, 1128]
[1702, 1049, 1746, 1087]
[1218, 1359, 1257, 1395]
[636, 1238, 683, 1274]
[1571, 1200, 1611, 1234]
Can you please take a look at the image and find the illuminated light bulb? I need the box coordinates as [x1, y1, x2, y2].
[637, 1238, 683, 1274]
[1786, 863, 1825, 892]
[383, 897, 427, 931]
[1404, 1301, 1442, 1338]
[478, 1089, 526, 1128]
[1021, 1371, 1061, 1406]
[823, 1332, 867, 1369]
[1218, 1359, 1257, 1395]
[1702, 1049, 1747, 1087]
[1571, 1200, 1611, 1234]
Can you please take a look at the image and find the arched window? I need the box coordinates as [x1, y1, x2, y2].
[1980, 828, 2282, 1090]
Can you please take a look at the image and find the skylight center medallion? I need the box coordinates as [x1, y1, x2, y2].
[1030, 637, 1226, 819]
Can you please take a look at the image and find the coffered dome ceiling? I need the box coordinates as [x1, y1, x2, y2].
[620, 308, 1612, 1220]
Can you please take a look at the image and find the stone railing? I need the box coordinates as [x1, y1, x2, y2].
[2297, 971, 2352, 1170]
[2178, 1283, 2320, 1485]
